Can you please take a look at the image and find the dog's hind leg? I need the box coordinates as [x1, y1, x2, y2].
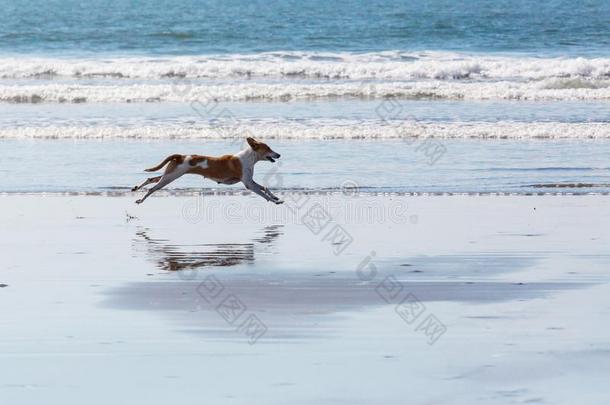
[132, 176, 161, 192]
[135, 161, 186, 204]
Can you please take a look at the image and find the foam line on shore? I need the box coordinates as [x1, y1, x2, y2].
[2, 190, 610, 197]
[1, 121, 608, 139]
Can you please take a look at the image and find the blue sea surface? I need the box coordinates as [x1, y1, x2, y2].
[0, 0, 608, 193]
[0, 0, 609, 55]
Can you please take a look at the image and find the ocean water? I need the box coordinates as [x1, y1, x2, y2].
[0, 0, 609, 193]
[1, 0, 609, 55]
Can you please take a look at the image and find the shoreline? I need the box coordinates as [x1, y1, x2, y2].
[3, 190, 610, 196]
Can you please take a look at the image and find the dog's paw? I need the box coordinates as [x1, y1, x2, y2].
[135, 199, 143, 204]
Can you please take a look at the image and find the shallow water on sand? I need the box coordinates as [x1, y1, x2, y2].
[3, 138, 610, 195]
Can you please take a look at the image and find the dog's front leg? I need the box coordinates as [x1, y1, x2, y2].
[244, 180, 283, 204]
[262, 186, 283, 204]
[244, 180, 271, 201]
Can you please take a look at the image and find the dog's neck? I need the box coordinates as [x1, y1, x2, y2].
[235, 147, 259, 170]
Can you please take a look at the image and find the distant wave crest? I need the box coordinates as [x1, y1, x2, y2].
[0, 52, 609, 81]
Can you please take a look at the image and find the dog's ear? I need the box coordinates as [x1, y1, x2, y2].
[247, 137, 260, 150]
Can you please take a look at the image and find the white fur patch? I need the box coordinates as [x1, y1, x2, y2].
[184, 155, 208, 169]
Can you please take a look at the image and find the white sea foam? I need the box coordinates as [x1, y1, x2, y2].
[2, 121, 608, 139]
[0, 52, 608, 81]
[1, 79, 609, 103]
[0, 52, 609, 102]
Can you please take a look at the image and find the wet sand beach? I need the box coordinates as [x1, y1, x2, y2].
[1, 194, 610, 404]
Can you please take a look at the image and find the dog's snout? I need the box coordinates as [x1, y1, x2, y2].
[276, 153, 281, 159]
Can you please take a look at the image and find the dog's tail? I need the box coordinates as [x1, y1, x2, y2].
[144, 154, 182, 172]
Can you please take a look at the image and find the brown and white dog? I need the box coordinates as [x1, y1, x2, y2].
[132, 137, 283, 205]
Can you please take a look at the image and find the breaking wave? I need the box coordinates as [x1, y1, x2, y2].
[0, 52, 609, 81]
[0, 80, 609, 103]
[0, 52, 609, 103]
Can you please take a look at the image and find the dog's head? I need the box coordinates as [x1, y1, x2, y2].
[247, 137, 281, 163]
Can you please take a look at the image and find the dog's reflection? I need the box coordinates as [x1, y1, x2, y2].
[133, 225, 283, 271]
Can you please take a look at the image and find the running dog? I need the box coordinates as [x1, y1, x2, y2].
[132, 137, 283, 205]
